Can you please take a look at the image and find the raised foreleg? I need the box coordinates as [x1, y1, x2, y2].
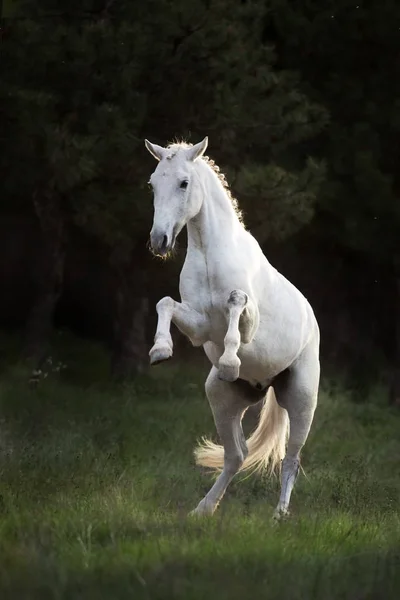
[218, 289, 259, 382]
[149, 297, 209, 365]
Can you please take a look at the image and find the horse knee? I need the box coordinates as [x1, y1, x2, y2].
[156, 296, 174, 313]
[228, 289, 248, 308]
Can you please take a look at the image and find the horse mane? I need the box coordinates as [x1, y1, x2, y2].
[166, 141, 244, 224]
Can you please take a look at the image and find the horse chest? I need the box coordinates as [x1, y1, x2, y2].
[180, 255, 223, 306]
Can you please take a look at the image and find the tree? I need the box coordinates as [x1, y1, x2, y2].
[1, 3, 147, 371]
[267, 0, 400, 392]
[116, 0, 329, 242]
[1, 0, 329, 377]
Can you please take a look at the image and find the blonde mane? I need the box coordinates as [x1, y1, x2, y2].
[167, 141, 244, 224]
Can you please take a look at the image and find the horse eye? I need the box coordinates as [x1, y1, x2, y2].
[180, 180, 188, 190]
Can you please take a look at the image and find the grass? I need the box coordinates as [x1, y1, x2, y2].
[0, 333, 399, 599]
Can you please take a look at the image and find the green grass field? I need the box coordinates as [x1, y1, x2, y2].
[0, 335, 399, 599]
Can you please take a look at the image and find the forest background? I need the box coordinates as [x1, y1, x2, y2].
[1, 0, 400, 401]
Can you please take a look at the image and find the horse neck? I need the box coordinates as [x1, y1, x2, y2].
[186, 166, 241, 253]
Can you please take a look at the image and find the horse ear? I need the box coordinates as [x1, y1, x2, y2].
[145, 139, 165, 161]
[187, 136, 208, 162]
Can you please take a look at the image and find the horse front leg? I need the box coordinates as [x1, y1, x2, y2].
[149, 297, 209, 365]
[218, 289, 259, 382]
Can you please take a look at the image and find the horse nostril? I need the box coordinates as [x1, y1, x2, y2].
[149, 229, 170, 256]
[161, 234, 168, 252]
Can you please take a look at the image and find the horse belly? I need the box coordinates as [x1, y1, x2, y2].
[238, 339, 295, 381]
[204, 342, 286, 380]
[203, 318, 307, 385]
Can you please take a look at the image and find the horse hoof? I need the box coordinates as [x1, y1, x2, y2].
[149, 346, 172, 366]
[218, 362, 240, 382]
[188, 502, 215, 518]
[218, 353, 241, 382]
[188, 509, 202, 519]
[272, 508, 290, 524]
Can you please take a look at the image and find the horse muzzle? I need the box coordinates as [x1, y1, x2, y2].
[150, 229, 175, 257]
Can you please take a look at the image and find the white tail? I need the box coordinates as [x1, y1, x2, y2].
[194, 387, 289, 475]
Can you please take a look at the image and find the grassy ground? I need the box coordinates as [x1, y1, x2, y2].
[0, 334, 399, 599]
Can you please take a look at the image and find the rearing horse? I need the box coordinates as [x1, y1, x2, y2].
[145, 136, 320, 519]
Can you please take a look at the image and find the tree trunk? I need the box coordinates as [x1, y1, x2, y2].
[23, 192, 66, 365]
[110, 262, 149, 380]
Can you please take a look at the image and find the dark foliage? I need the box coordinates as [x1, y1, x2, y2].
[0, 0, 398, 394]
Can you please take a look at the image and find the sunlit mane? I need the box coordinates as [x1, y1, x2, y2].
[167, 141, 244, 224]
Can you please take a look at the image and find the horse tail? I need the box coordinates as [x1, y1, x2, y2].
[194, 387, 289, 476]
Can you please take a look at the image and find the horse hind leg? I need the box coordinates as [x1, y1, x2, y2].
[218, 289, 258, 382]
[272, 342, 320, 520]
[190, 366, 251, 516]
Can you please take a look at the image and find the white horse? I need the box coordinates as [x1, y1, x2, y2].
[144, 136, 320, 519]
